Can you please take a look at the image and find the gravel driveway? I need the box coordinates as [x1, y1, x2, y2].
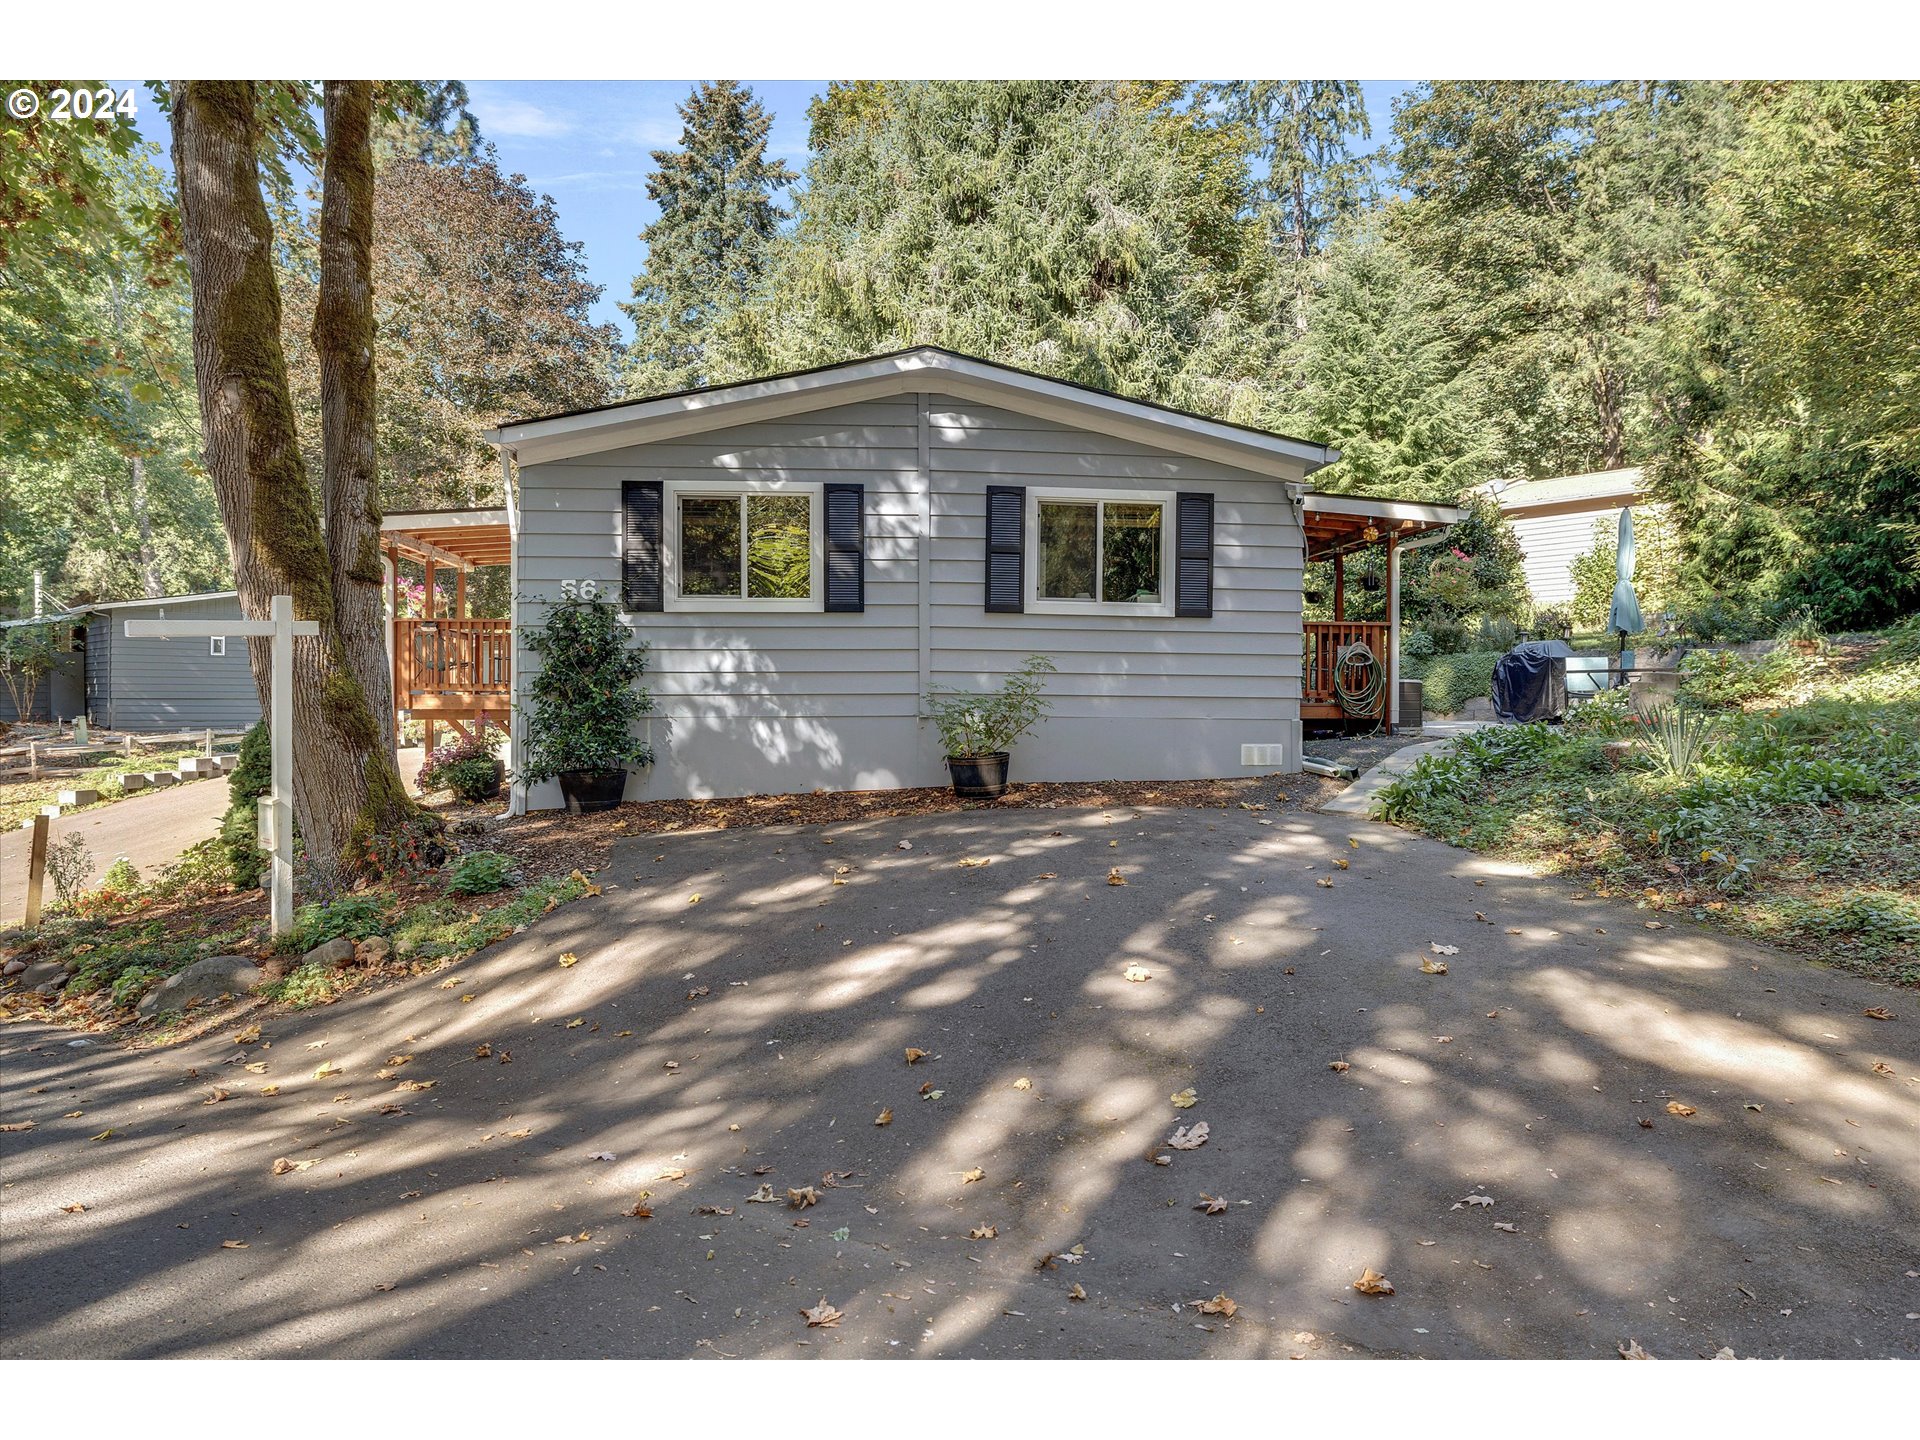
[3, 803, 1915, 1359]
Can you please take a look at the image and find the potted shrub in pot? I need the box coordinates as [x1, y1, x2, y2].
[517, 589, 655, 814]
[416, 714, 508, 803]
[924, 654, 1056, 799]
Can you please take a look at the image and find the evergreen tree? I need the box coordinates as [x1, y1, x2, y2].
[1295, 223, 1495, 502]
[621, 81, 795, 394]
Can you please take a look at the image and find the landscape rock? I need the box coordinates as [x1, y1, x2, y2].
[356, 935, 392, 965]
[136, 955, 265, 1017]
[2, 958, 25, 977]
[303, 937, 357, 970]
[257, 957, 289, 985]
[16, 961, 69, 994]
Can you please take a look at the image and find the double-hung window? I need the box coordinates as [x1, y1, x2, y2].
[664, 481, 822, 612]
[1026, 487, 1174, 617]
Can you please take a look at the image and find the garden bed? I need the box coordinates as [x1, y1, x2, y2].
[1372, 622, 1920, 986]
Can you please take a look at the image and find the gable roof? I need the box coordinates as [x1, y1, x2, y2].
[1476, 467, 1644, 513]
[488, 346, 1338, 480]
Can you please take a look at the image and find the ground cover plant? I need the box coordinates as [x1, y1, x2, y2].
[0, 744, 211, 830]
[1374, 621, 1920, 984]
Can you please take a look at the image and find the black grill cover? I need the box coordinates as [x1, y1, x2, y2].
[1492, 641, 1571, 723]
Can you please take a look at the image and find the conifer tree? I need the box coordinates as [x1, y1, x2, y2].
[622, 81, 795, 394]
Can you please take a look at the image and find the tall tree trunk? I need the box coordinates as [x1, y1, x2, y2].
[127, 454, 163, 598]
[313, 81, 395, 756]
[169, 80, 413, 879]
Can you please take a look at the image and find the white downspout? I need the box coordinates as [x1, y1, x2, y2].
[501, 447, 526, 817]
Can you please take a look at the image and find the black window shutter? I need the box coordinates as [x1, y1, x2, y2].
[823, 482, 865, 613]
[1175, 491, 1214, 618]
[985, 485, 1025, 613]
[622, 480, 663, 612]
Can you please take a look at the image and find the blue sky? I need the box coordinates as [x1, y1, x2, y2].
[123, 80, 1416, 341]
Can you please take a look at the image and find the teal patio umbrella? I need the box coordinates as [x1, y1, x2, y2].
[1607, 506, 1643, 662]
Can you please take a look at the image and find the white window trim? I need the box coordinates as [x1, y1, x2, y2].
[209, 636, 227, 657]
[1024, 486, 1176, 618]
[662, 479, 824, 614]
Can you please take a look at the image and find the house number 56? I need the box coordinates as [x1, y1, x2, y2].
[560, 579, 600, 600]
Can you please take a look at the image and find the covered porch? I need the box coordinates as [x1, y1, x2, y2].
[1299, 494, 1465, 732]
[381, 508, 512, 752]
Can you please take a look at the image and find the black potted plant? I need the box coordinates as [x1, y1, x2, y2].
[924, 654, 1056, 799]
[517, 589, 655, 814]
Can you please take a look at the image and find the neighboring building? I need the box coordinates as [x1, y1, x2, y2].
[1475, 467, 1645, 608]
[489, 348, 1463, 812]
[0, 591, 262, 730]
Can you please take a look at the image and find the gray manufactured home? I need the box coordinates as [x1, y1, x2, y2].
[490, 348, 1462, 812]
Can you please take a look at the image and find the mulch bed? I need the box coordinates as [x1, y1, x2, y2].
[445, 770, 1346, 880]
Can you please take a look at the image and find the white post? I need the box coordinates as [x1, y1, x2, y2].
[1387, 540, 1402, 729]
[266, 594, 296, 936]
[124, 594, 316, 937]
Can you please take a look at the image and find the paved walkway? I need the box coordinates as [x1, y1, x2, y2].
[3, 804, 1913, 1359]
[1, 776, 231, 928]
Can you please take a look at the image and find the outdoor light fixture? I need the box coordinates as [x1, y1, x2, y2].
[1361, 523, 1380, 542]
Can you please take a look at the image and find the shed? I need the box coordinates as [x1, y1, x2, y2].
[1475, 467, 1645, 607]
[490, 347, 1463, 812]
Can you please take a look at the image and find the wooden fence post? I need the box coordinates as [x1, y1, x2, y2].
[23, 813, 49, 929]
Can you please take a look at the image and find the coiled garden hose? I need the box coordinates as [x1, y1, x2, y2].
[1334, 641, 1387, 725]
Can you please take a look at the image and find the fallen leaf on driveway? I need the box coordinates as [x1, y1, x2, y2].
[788, 1186, 820, 1209]
[1328, 1060, 1350, 1073]
[233, 1024, 260, 1045]
[1195, 1194, 1229, 1215]
[1863, 1007, 1896, 1021]
[313, 1062, 339, 1080]
[89, 1129, 113, 1142]
[396, 1079, 435, 1091]
[1419, 958, 1448, 975]
[658, 1167, 686, 1181]
[625, 1201, 654, 1218]
[1618, 1339, 1655, 1360]
[904, 1047, 927, 1065]
[969, 1224, 997, 1240]
[1353, 1268, 1395, 1296]
[747, 1185, 777, 1203]
[1167, 1122, 1210, 1150]
[1666, 1101, 1697, 1117]
[373, 1281, 395, 1291]
[874, 1108, 892, 1126]
[271, 1157, 315, 1175]
[1334, 858, 1350, 870]
[221, 1240, 249, 1249]
[203, 1088, 229, 1105]
[1107, 868, 1127, 886]
[957, 857, 990, 869]
[800, 1298, 843, 1328]
[1170, 1088, 1198, 1109]
[1123, 964, 1153, 982]
[588, 1151, 616, 1162]
[59, 1202, 85, 1213]
[1069, 1283, 1087, 1301]
[569, 869, 602, 898]
[687, 894, 701, 905]
[1429, 943, 1459, 956]
[1871, 1061, 1897, 1078]
[0, 1121, 35, 1133]
[694, 1205, 733, 1216]
[1638, 1117, 1655, 1129]
[1316, 877, 1335, 889]
[558, 952, 579, 968]
[1012, 1077, 1033, 1091]
[1493, 1221, 1517, 1232]
[1195, 1293, 1237, 1317]
[1452, 1194, 1494, 1209]
[961, 1167, 986, 1184]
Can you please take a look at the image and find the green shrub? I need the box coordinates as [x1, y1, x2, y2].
[1401, 628, 1436, 660]
[279, 895, 388, 953]
[1405, 649, 1503, 714]
[446, 849, 515, 895]
[1678, 648, 1803, 707]
[219, 721, 273, 889]
[518, 592, 655, 783]
[925, 654, 1057, 757]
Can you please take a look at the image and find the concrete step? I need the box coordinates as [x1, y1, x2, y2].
[143, 770, 179, 787]
[119, 773, 149, 793]
[214, 754, 239, 774]
[56, 788, 101, 807]
[178, 757, 217, 777]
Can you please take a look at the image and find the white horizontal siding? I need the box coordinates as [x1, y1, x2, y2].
[1511, 508, 1617, 606]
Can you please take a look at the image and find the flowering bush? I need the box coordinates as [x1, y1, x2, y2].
[418, 719, 507, 802]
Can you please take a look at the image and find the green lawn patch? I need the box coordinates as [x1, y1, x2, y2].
[0, 746, 218, 829]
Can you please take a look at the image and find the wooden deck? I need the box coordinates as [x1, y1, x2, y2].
[1302, 620, 1391, 725]
[394, 617, 510, 729]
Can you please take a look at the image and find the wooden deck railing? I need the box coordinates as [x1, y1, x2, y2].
[393, 618, 510, 705]
[1304, 620, 1390, 716]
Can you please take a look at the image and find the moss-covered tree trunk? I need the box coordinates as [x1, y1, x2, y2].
[169, 80, 414, 879]
[314, 81, 396, 758]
